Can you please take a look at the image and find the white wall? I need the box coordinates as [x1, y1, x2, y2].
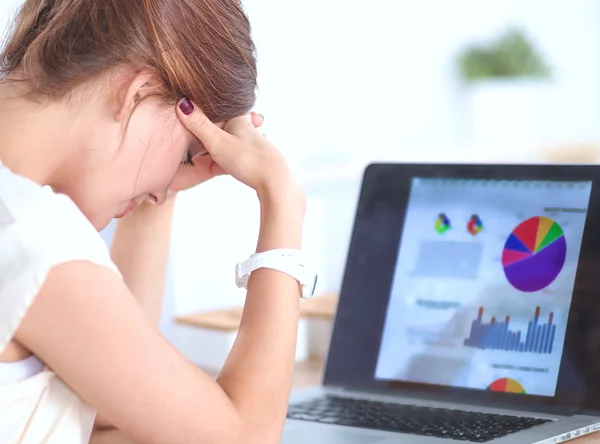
[244, 0, 600, 169]
[3, 1, 600, 322]
[0, 0, 21, 42]
[175, 0, 600, 315]
[4, 0, 600, 161]
[230, 0, 600, 302]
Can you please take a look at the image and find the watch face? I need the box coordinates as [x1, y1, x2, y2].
[310, 274, 318, 297]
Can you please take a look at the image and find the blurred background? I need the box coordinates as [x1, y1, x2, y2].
[3, 0, 600, 363]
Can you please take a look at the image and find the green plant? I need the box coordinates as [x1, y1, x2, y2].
[457, 27, 551, 83]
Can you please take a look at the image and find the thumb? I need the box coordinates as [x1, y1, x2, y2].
[251, 112, 264, 128]
[176, 98, 229, 152]
[224, 114, 260, 139]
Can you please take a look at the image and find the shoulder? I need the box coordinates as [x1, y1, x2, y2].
[0, 163, 118, 271]
[0, 162, 120, 352]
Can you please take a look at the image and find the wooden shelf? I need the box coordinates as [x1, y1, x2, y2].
[299, 292, 338, 319]
[175, 293, 338, 332]
[200, 357, 325, 390]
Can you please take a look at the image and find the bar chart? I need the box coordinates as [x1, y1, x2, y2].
[463, 306, 556, 354]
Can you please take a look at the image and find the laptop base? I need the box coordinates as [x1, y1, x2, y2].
[284, 387, 600, 443]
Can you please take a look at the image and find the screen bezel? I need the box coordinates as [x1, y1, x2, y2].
[323, 162, 600, 415]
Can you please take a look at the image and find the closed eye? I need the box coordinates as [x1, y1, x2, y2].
[190, 139, 209, 158]
[180, 140, 210, 168]
[181, 150, 195, 167]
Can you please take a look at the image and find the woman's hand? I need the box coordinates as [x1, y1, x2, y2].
[169, 112, 265, 194]
[175, 98, 301, 203]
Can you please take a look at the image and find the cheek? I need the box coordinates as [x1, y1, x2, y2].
[142, 148, 182, 190]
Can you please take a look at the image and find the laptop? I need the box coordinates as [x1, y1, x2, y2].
[283, 163, 600, 444]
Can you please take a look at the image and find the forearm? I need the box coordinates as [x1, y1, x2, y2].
[217, 187, 305, 442]
[110, 199, 176, 327]
[96, 200, 176, 433]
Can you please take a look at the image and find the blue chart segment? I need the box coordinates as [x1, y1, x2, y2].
[463, 306, 556, 354]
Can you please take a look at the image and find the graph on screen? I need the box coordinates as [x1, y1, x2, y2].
[463, 306, 556, 354]
[487, 378, 526, 394]
[502, 216, 567, 293]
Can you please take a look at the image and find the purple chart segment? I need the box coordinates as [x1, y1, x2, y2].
[502, 216, 567, 293]
[504, 236, 566, 292]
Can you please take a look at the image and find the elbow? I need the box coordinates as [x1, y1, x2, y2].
[207, 388, 286, 444]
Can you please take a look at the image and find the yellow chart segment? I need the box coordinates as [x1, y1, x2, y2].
[535, 217, 554, 252]
[505, 379, 525, 393]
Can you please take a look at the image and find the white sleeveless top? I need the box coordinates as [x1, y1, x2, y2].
[0, 160, 121, 443]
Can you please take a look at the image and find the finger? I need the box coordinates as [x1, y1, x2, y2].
[251, 112, 264, 128]
[176, 98, 231, 152]
[223, 114, 260, 139]
[210, 159, 227, 177]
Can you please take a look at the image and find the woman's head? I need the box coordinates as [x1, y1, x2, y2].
[0, 0, 257, 228]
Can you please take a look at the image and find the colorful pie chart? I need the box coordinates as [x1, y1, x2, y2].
[502, 216, 567, 293]
[467, 214, 483, 236]
[435, 213, 451, 234]
[487, 378, 526, 394]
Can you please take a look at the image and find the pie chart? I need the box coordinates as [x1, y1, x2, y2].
[502, 216, 567, 293]
[487, 378, 526, 394]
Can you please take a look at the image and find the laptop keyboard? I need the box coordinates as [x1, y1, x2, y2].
[287, 396, 551, 442]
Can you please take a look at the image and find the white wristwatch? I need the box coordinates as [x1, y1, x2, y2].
[235, 249, 318, 299]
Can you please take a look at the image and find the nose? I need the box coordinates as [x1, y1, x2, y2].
[146, 190, 168, 206]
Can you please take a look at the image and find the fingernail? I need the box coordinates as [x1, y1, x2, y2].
[179, 98, 194, 115]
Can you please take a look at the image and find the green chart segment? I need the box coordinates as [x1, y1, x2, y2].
[536, 218, 564, 251]
[502, 216, 567, 293]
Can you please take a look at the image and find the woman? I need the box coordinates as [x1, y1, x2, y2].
[0, 1, 305, 443]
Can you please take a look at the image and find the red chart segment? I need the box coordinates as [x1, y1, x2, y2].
[501, 249, 530, 267]
[512, 217, 539, 252]
[488, 378, 508, 391]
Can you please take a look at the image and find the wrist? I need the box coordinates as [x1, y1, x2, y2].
[257, 180, 306, 216]
[256, 193, 304, 253]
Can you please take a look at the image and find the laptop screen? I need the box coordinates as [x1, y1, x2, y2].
[374, 178, 592, 398]
[324, 163, 600, 413]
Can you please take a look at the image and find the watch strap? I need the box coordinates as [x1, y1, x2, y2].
[235, 249, 317, 298]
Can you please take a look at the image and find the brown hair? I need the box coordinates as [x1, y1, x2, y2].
[0, 0, 257, 122]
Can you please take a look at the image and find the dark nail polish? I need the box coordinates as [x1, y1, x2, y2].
[179, 98, 194, 115]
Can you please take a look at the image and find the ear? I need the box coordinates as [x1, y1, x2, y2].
[115, 71, 160, 123]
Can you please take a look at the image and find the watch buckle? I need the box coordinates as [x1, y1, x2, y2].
[235, 262, 246, 289]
